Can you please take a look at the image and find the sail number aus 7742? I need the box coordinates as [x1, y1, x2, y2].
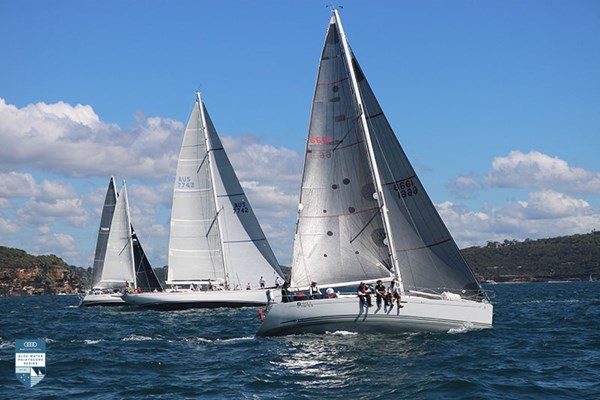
[393, 178, 418, 199]
[233, 201, 249, 214]
[177, 176, 194, 188]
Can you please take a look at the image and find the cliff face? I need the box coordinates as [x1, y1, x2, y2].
[0, 264, 86, 296]
[0, 245, 89, 296]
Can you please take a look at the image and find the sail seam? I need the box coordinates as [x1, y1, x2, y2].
[318, 77, 349, 85]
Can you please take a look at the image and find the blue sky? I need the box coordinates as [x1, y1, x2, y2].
[1, 0, 599, 268]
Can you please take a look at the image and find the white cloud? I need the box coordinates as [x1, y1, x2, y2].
[437, 191, 600, 248]
[0, 98, 182, 179]
[446, 175, 484, 199]
[32, 228, 78, 260]
[0, 172, 39, 197]
[486, 150, 600, 194]
[0, 215, 21, 234]
[17, 197, 89, 228]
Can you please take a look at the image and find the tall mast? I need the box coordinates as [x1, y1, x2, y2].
[333, 9, 404, 293]
[196, 92, 228, 286]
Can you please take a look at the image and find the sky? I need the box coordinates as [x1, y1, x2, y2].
[1, 0, 599, 269]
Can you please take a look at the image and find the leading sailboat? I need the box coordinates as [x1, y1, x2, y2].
[124, 93, 285, 309]
[80, 178, 162, 306]
[257, 10, 493, 336]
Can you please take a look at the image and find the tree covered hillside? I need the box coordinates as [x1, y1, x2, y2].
[462, 231, 600, 282]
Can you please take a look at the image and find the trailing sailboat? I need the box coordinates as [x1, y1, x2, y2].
[124, 93, 285, 309]
[257, 10, 493, 336]
[80, 178, 162, 306]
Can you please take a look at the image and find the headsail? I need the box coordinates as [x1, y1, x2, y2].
[132, 227, 163, 292]
[292, 10, 484, 299]
[168, 93, 284, 287]
[91, 177, 118, 288]
[101, 183, 135, 286]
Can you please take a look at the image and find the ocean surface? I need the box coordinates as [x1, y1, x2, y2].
[1, 282, 599, 399]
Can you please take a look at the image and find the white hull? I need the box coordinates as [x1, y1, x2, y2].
[123, 289, 280, 310]
[256, 294, 493, 336]
[79, 292, 126, 307]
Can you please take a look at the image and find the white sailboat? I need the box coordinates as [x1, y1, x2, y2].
[124, 93, 285, 309]
[80, 178, 162, 306]
[257, 10, 493, 336]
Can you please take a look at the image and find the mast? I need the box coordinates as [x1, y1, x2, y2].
[196, 91, 228, 286]
[332, 9, 404, 293]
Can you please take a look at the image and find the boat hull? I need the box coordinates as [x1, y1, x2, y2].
[256, 295, 493, 336]
[79, 293, 126, 307]
[123, 289, 280, 310]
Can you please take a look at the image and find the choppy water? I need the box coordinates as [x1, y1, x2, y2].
[1, 282, 599, 399]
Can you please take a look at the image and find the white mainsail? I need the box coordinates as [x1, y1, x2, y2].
[291, 10, 483, 299]
[167, 93, 284, 288]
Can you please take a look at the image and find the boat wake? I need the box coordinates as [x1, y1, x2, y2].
[447, 323, 475, 334]
[325, 330, 359, 336]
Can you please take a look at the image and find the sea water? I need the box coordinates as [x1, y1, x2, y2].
[1, 282, 599, 399]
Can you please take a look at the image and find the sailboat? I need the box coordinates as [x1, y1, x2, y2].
[257, 10, 493, 336]
[124, 93, 285, 309]
[80, 178, 162, 306]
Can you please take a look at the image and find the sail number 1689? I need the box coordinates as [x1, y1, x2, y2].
[393, 178, 418, 198]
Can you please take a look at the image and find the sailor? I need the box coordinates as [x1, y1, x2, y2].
[281, 282, 292, 302]
[388, 280, 403, 309]
[275, 276, 281, 288]
[246, 282, 252, 290]
[259, 276, 265, 288]
[358, 282, 372, 307]
[374, 280, 387, 307]
[309, 281, 321, 299]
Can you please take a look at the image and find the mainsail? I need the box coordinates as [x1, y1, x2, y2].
[91, 177, 118, 288]
[291, 10, 482, 299]
[167, 93, 284, 287]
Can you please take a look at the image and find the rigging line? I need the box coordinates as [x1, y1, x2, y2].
[117, 235, 133, 257]
[205, 205, 224, 238]
[196, 152, 209, 174]
[331, 115, 360, 152]
[349, 207, 382, 244]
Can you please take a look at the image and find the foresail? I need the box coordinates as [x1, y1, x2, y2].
[333, 12, 483, 298]
[132, 229, 163, 292]
[355, 57, 482, 297]
[291, 16, 393, 289]
[203, 106, 284, 287]
[102, 184, 135, 285]
[167, 96, 225, 283]
[91, 177, 118, 288]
